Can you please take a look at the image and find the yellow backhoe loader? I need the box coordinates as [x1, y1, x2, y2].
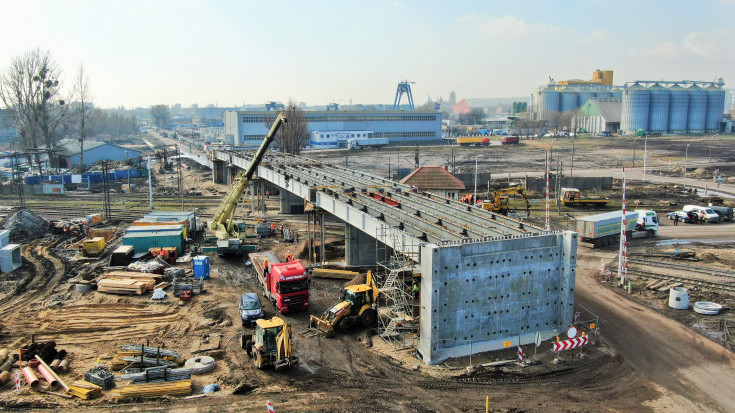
[309, 271, 379, 337]
[241, 317, 298, 370]
[481, 185, 530, 215]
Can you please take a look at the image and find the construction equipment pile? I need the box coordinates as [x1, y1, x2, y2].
[97, 271, 161, 295]
[127, 261, 166, 274]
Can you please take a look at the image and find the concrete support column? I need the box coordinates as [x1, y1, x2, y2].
[279, 190, 304, 214]
[345, 224, 377, 266]
[559, 231, 578, 327]
[211, 160, 225, 184]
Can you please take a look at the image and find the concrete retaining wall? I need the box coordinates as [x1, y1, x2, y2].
[418, 231, 577, 364]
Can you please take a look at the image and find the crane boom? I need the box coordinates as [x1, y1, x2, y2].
[210, 113, 287, 239]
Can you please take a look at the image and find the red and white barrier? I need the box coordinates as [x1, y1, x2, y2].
[552, 336, 588, 352]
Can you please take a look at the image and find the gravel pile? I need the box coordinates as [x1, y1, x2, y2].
[2, 208, 48, 240]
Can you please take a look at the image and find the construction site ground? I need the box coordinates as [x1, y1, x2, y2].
[0, 134, 734, 411]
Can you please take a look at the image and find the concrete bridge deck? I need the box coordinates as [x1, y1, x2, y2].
[211, 150, 576, 365]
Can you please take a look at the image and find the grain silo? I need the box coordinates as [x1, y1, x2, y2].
[686, 85, 707, 133]
[577, 91, 595, 107]
[560, 90, 578, 113]
[621, 83, 650, 133]
[705, 85, 725, 132]
[541, 88, 560, 118]
[647, 84, 670, 134]
[667, 84, 689, 134]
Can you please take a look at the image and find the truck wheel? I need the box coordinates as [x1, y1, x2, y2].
[647, 230, 654, 238]
[244, 340, 252, 357]
[338, 318, 351, 333]
[360, 309, 377, 327]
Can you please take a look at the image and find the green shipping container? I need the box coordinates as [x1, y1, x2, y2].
[122, 229, 184, 255]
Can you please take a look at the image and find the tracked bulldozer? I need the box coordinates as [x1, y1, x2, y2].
[309, 271, 379, 337]
[241, 317, 298, 370]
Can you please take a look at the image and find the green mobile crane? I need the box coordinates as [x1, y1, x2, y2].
[206, 113, 286, 254]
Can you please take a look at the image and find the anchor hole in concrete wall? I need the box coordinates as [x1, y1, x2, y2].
[444, 282, 447, 286]
[455, 265, 459, 269]
[473, 263, 477, 267]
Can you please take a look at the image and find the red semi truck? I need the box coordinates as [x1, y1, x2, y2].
[249, 252, 310, 314]
[501, 136, 519, 144]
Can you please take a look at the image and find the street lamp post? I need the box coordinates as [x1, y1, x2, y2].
[684, 144, 690, 190]
[643, 132, 648, 182]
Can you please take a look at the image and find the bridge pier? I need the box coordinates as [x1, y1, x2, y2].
[279, 190, 304, 214]
[345, 224, 377, 266]
[211, 160, 226, 184]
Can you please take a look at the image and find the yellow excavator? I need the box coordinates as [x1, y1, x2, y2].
[209, 113, 286, 240]
[241, 317, 298, 370]
[309, 271, 379, 337]
[481, 185, 530, 215]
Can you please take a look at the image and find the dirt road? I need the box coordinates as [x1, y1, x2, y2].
[576, 249, 735, 413]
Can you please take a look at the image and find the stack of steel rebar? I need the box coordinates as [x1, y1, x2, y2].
[118, 367, 192, 384]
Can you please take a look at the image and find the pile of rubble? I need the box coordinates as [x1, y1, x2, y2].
[2, 209, 48, 240]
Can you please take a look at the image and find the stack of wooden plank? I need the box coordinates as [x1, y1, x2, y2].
[68, 380, 103, 399]
[119, 380, 192, 398]
[97, 271, 160, 295]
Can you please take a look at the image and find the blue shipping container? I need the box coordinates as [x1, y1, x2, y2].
[193, 255, 210, 279]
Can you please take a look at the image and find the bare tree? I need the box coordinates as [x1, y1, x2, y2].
[150, 104, 170, 128]
[264, 99, 309, 154]
[72, 64, 93, 171]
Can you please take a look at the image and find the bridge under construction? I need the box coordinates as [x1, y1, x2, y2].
[211, 150, 577, 364]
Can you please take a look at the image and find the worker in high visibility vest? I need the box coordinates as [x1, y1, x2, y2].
[413, 282, 419, 299]
[263, 259, 269, 276]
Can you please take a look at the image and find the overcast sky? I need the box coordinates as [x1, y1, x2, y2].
[1, 0, 733, 109]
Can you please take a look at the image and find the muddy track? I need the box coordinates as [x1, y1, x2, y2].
[0, 238, 66, 321]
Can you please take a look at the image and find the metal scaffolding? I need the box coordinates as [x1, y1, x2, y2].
[375, 224, 419, 350]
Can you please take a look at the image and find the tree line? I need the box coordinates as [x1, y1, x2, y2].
[0, 49, 137, 173]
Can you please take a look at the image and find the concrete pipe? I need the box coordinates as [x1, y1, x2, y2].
[0, 371, 10, 385]
[668, 287, 689, 310]
[184, 356, 216, 374]
[22, 367, 39, 388]
[0, 349, 8, 362]
[50, 359, 61, 371]
[58, 359, 70, 372]
[0, 359, 13, 372]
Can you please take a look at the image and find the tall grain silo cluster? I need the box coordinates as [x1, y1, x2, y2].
[620, 81, 725, 134]
[536, 86, 623, 120]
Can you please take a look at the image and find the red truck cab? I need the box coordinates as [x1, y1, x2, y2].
[267, 260, 310, 313]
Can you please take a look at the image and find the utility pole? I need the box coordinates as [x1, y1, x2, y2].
[177, 145, 184, 211]
[101, 161, 112, 221]
[147, 157, 153, 210]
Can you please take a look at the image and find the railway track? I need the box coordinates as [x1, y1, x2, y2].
[627, 257, 735, 279]
[619, 267, 735, 294]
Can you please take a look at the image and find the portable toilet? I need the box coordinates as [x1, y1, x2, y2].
[193, 255, 210, 279]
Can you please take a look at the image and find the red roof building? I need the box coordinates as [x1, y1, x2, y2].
[452, 98, 471, 115]
[400, 167, 466, 200]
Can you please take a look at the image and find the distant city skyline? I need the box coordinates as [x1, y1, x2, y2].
[1, 0, 733, 109]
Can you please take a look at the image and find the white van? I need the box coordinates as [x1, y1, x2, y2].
[682, 205, 722, 223]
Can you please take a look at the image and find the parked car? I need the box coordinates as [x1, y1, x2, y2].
[708, 205, 733, 222]
[682, 205, 722, 223]
[667, 210, 697, 223]
[239, 293, 265, 327]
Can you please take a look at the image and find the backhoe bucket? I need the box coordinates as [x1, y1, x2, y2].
[309, 315, 335, 338]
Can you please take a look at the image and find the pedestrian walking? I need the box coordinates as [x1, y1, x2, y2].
[266, 190, 270, 200]
[674, 214, 679, 226]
